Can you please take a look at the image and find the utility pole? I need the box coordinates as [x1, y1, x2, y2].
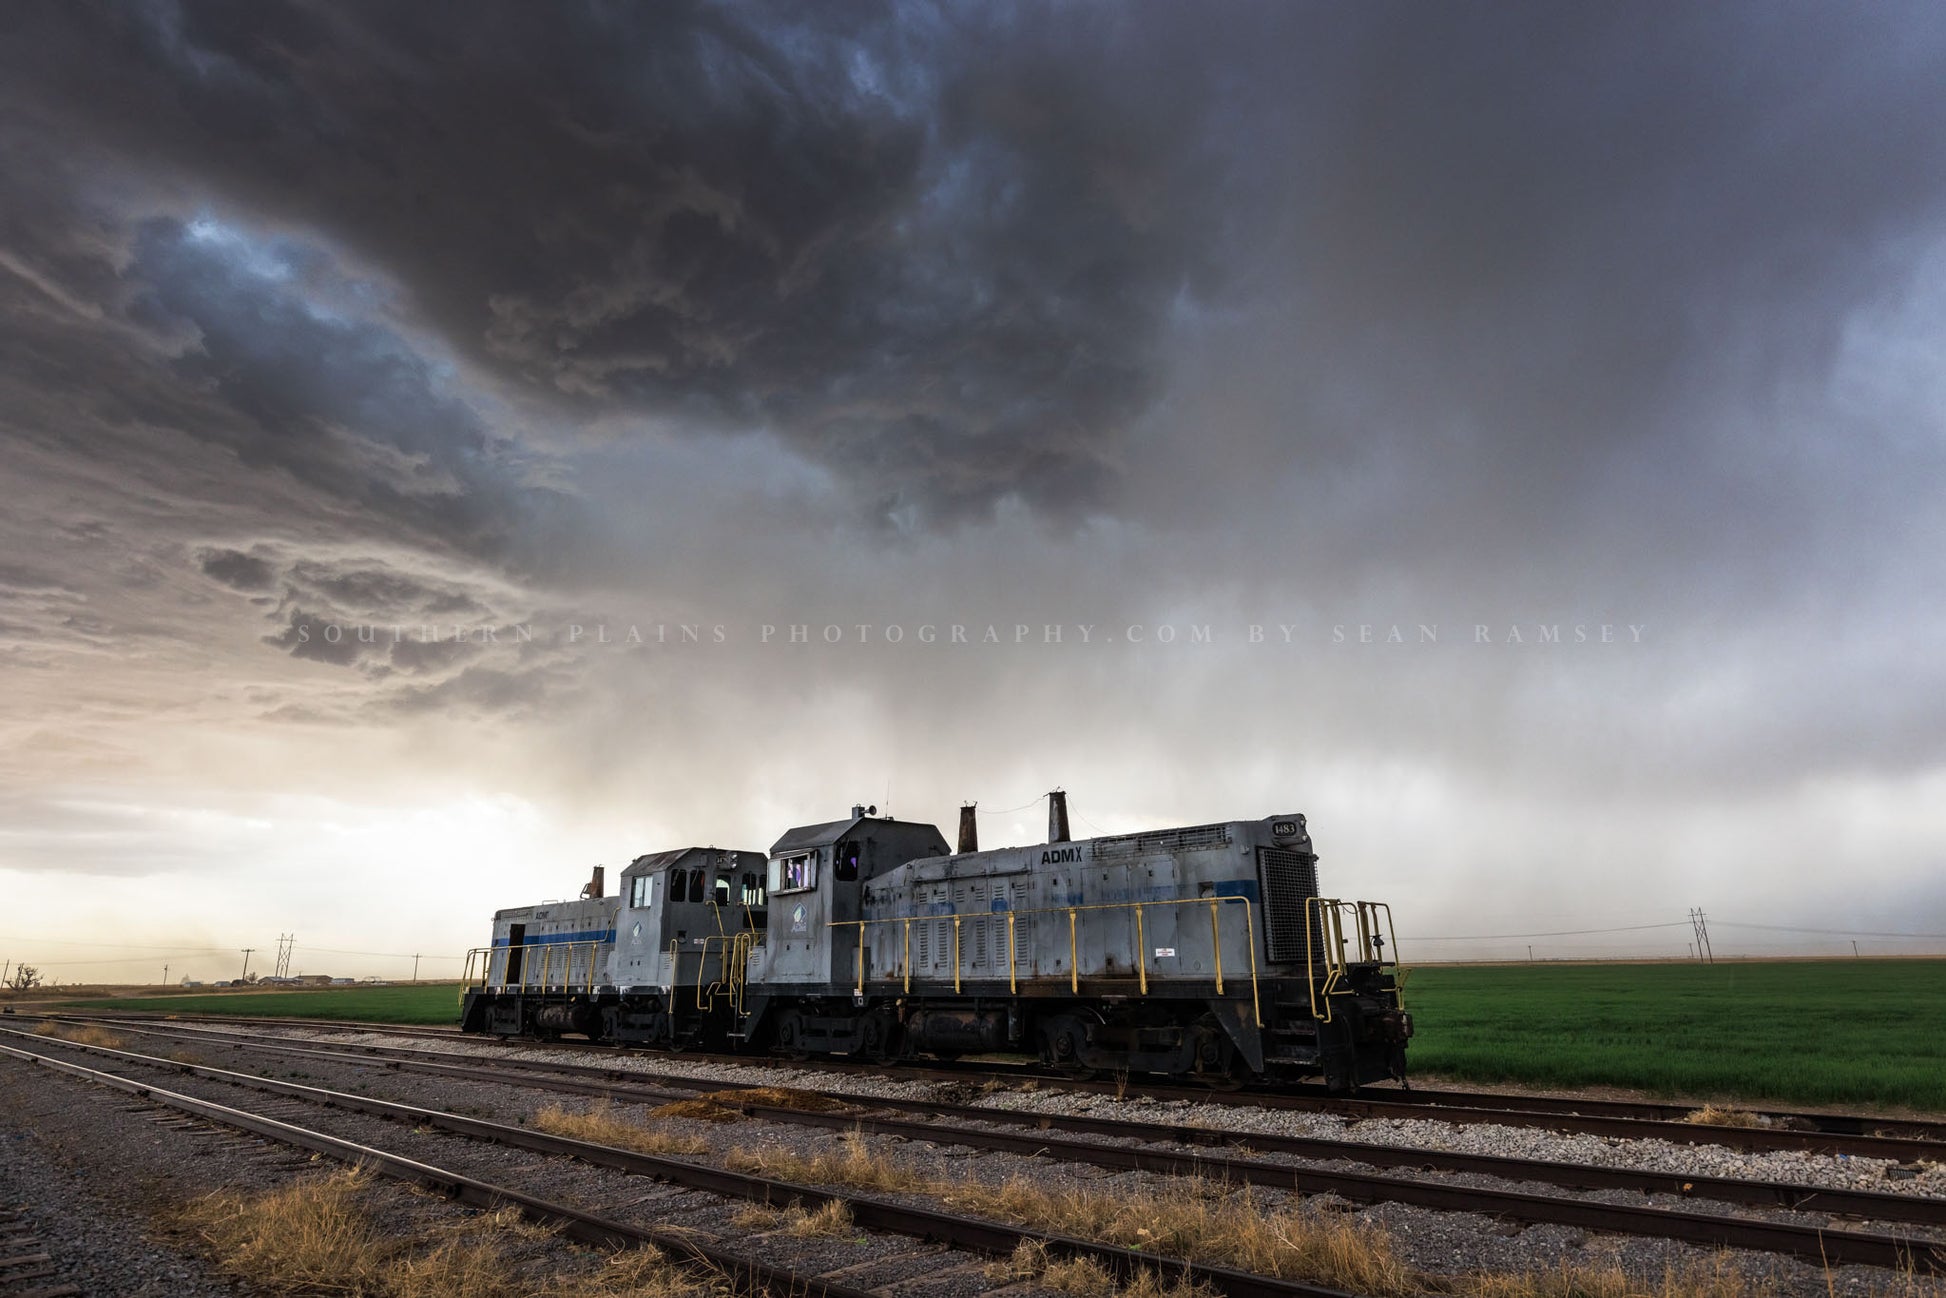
[411, 953, 421, 984]
[239, 948, 254, 981]
[1853, 940, 1860, 958]
[1690, 909, 1714, 964]
[162, 964, 169, 986]
[1527, 945, 1534, 964]
[1687, 909, 1715, 964]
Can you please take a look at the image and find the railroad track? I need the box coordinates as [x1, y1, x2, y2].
[0, 1028, 1360, 1298]
[24, 1019, 1946, 1275]
[0, 1207, 79, 1298]
[52, 1010, 1946, 1164]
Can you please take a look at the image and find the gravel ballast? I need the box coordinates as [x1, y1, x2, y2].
[10, 1022, 1943, 1298]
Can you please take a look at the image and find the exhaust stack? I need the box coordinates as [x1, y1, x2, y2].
[581, 865, 605, 899]
[1047, 790, 1070, 844]
[958, 804, 979, 854]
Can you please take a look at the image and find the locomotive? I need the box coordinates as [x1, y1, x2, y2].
[459, 795, 1410, 1090]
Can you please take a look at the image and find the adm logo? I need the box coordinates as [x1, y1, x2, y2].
[1040, 846, 1081, 865]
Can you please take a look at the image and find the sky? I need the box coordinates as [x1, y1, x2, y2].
[3, 1, 1944, 984]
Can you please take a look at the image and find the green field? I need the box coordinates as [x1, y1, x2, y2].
[61, 983, 465, 1025]
[1402, 959, 1946, 1112]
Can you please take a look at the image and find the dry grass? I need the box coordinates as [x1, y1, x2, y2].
[530, 1102, 708, 1157]
[728, 1204, 782, 1232]
[648, 1098, 741, 1123]
[780, 1199, 855, 1239]
[710, 1139, 1834, 1298]
[30, 1023, 127, 1049]
[175, 1168, 727, 1297]
[723, 1132, 927, 1194]
[986, 1240, 1217, 1298]
[1683, 1105, 1764, 1128]
[722, 1138, 1408, 1295]
[179, 1168, 388, 1292]
[704, 1085, 845, 1112]
[956, 1178, 1418, 1296]
[1462, 1256, 1778, 1298]
[722, 1197, 853, 1243]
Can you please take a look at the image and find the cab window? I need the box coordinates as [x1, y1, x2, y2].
[627, 875, 654, 908]
[770, 852, 816, 894]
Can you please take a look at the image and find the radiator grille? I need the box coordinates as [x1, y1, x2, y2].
[1090, 823, 1231, 858]
[1257, 847, 1320, 965]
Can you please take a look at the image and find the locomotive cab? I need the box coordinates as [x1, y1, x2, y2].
[613, 846, 771, 992]
[746, 807, 950, 987]
[740, 806, 949, 1054]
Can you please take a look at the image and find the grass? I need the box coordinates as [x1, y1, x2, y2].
[507, 1108, 1946, 1298]
[724, 1137, 1415, 1294]
[175, 1168, 727, 1296]
[32, 1023, 129, 1049]
[1683, 1105, 1763, 1128]
[725, 1136, 1819, 1298]
[988, 1240, 1217, 1298]
[59, 983, 464, 1025]
[643, 1087, 847, 1124]
[1402, 960, 1946, 1111]
[530, 1102, 709, 1157]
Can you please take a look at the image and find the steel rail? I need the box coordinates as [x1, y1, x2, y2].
[35, 1019, 1946, 1271]
[0, 1038, 874, 1298]
[52, 1010, 1946, 1158]
[0, 1029, 1355, 1298]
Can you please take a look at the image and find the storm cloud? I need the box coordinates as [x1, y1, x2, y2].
[2, 2, 1943, 975]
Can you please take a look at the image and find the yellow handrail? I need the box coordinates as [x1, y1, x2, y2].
[1007, 913, 1017, 993]
[696, 931, 753, 1015]
[467, 940, 609, 994]
[1306, 897, 1398, 1023]
[1068, 909, 1079, 993]
[1208, 900, 1223, 995]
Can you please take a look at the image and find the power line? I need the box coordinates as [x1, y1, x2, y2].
[1413, 922, 1693, 940]
[297, 947, 462, 960]
[1712, 922, 1946, 939]
[0, 936, 240, 952]
[974, 793, 1049, 817]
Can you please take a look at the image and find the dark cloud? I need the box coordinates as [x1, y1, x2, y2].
[0, 1, 1246, 528]
[197, 548, 276, 592]
[11, 3, 1945, 541]
[263, 606, 383, 668]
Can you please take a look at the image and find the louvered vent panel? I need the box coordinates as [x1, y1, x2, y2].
[1257, 847, 1321, 965]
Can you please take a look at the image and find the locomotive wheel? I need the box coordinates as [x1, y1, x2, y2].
[857, 1008, 899, 1064]
[775, 1009, 808, 1060]
[1038, 1013, 1102, 1078]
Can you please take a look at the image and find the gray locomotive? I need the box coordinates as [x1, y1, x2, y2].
[459, 794, 1410, 1090]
